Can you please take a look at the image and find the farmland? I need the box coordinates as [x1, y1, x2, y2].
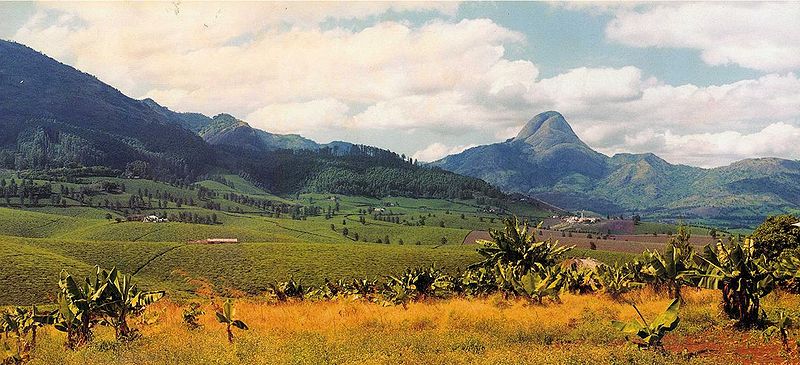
[0, 172, 740, 305]
[3, 173, 797, 365]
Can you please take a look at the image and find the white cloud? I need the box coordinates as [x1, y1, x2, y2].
[412, 143, 477, 162]
[531, 66, 648, 105]
[605, 3, 800, 72]
[245, 98, 350, 135]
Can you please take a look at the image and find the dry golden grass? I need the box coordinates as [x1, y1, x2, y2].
[25, 289, 799, 365]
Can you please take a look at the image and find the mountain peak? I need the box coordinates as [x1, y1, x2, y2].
[514, 111, 573, 141]
[512, 111, 584, 149]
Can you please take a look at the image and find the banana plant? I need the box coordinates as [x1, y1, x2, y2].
[639, 243, 698, 300]
[95, 267, 164, 340]
[561, 266, 601, 294]
[459, 267, 498, 297]
[774, 249, 800, 293]
[382, 282, 412, 309]
[385, 265, 454, 302]
[513, 267, 564, 304]
[612, 298, 681, 350]
[1, 306, 54, 363]
[597, 263, 645, 300]
[471, 216, 574, 273]
[694, 240, 775, 326]
[215, 299, 248, 343]
[309, 278, 347, 300]
[492, 263, 565, 303]
[54, 268, 104, 348]
[774, 249, 800, 279]
[54, 266, 164, 346]
[344, 278, 379, 301]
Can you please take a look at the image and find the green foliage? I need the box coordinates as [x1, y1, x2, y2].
[694, 240, 775, 325]
[494, 264, 564, 304]
[561, 266, 601, 294]
[750, 214, 800, 259]
[458, 267, 497, 297]
[214, 299, 248, 343]
[383, 265, 454, 306]
[612, 298, 681, 350]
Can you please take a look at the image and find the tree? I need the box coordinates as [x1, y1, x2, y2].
[750, 214, 800, 259]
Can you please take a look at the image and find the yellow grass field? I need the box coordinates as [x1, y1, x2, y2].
[25, 289, 800, 365]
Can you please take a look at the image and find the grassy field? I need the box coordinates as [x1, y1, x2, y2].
[21, 289, 800, 365]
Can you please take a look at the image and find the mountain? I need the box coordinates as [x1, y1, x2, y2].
[0, 40, 513, 203]
[0, 40, 213, 179]
[433, 111, 800, 228]
[434, 111, 606, 193]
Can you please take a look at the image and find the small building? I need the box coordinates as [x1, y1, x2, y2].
[143, 215, 168, 223]
[190, 238, 239, 244]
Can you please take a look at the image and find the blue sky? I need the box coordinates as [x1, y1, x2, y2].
[3, 2, 800, 167]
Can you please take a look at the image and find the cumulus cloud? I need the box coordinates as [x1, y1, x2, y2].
[595, 123, 800, 168]
[412, 143, 478, 162]
[605, 3, 800, 72]
[245, 98, 351, 135]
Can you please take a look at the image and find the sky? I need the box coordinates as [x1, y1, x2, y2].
[2, 1, 800, 167]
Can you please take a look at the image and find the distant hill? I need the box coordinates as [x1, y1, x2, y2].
[432, 111, 800, 228]
[0, 40, 213, 180]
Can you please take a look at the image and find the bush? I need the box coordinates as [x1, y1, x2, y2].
[750, 214, 800, 259]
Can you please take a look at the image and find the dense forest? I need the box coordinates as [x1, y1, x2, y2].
[215, 144, 506, 200]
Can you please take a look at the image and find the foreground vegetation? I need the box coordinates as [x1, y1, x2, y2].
[12, 290, 800, 365]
